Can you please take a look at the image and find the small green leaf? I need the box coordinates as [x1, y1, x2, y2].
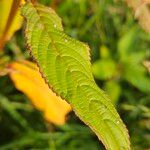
[123, 61, 150, 93]
[92, 59, 117, 80]
[21, 2, 130, 149]
[99, 45, 110, 59]
[118, 27, 138, 61]
[104, 81, 121, 104]
[122, 51, 150, 93]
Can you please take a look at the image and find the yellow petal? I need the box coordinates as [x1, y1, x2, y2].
[0, 0, 24, 49]
[9, 60, 72, 125]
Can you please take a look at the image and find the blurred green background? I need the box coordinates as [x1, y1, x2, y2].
[0, 0, 150, 149]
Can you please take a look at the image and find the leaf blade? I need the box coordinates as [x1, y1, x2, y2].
[22, 2, 130, 149]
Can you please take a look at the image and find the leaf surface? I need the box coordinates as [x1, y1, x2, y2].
[22, 2, 130, 149]
[9, 60, 71, 125]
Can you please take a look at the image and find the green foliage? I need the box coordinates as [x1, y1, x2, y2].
[92, 59, 117, 80]
[93, 27, 150, 96]
[0, 0, 150, 149]
[21, 2, 130, 149]
[104, 81, 121, 104]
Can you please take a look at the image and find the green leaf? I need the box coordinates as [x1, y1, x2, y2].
[118, 27, 138, 61]
[99, 45, 110, 59]
[21, 2, 130, 149]
[123, 60, 150, 93]
[92, 59, 117, 80]
[121, 51, 150, 93]
[104, 81, 121, 104]
[0, 94, 29, 130]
